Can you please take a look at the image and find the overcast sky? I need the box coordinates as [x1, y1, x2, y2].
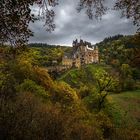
[29, 0, 137, 46]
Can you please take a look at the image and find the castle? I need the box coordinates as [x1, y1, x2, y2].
[62, 39, 99, 68]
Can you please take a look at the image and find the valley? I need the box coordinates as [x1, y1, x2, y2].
[0, 35, 140, 140]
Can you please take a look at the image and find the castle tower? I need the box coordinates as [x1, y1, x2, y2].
[94, 46, 99, 63]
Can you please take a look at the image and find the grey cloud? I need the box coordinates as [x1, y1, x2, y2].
[29, 0, 137, 46]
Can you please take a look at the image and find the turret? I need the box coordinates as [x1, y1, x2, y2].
[72, 39, 78, 47]
[80, 39, 84, 45]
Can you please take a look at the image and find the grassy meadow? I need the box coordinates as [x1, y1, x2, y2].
[107, 90, 140, 128]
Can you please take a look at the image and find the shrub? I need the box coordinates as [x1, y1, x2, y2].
[51, 81, 79, 106]
[82, 88, 100, 111]
[95, 112, 114, 139]
[32, 67, 54, 90]
[17, 79, 49, 99]
[111, 128, 140, 140]
[78, 85, 92, 99]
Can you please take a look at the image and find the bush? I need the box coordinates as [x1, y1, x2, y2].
[51, 81, 79, 106]
[111, 128, 140, 140]
[83, 88, 100, 111]
[95, 112, 114, 139]
[32, 67, 54, 90]
[17, 79, 49, 99]
[78, 85, 92, 99]
[0, 63, 17, 98]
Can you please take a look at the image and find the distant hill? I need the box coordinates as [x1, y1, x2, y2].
[28, 43, 71, 48]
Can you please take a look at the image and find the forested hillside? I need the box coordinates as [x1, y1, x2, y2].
[0, 34, 140, 140]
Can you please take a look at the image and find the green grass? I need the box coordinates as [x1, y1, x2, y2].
[106, 90, 140, 128]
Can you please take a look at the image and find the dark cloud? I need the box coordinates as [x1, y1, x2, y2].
[29, 0, 137, 46]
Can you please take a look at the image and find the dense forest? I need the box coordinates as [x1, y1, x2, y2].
[0, 34, 140, 140]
